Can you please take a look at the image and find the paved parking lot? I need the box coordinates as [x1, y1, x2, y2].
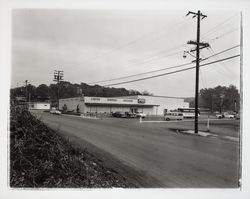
[33, 111, 240, 188]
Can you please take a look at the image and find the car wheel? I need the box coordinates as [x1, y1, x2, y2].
[166, 118, 170, 121]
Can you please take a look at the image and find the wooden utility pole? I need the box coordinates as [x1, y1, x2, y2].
[24, 80, 29, 101]
[24, 80, 30, 109]
[53, 70, 64, 110]
[186, 10, 209, 134]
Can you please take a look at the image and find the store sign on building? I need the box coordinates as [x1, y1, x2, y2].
[138, 98, 146, 104]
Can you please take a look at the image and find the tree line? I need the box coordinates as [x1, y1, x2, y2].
[185, 84, 240, 113]
[11, 81, 240, 113]
[10, 81, 147, 105]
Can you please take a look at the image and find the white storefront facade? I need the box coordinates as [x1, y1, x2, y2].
[29, 102, 51, 110]
[59, 95, 189, 116]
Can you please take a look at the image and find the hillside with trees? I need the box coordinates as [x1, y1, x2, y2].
[10, 81, 143, 105]
[11, 81, 240, 113]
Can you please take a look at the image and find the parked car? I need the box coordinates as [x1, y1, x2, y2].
[216, 114, 224, 119]
[216, 112, 235, 119]
[112, 111, 127, 118]
[135, 112, 146, 118]
[125, 112, 136, 118]
[50, 108, 61, 115]
[223, 112, 235, 119]
[164, 112, 183, 121]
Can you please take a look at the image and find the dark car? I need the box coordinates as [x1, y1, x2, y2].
[125, 112, 136, 118]
[112, 111, 127, 118]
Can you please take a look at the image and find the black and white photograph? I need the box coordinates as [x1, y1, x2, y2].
[1, 0, 250, 198]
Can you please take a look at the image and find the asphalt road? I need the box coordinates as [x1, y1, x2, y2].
[33, 111, 240, 188]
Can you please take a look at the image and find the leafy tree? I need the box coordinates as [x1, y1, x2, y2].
[36, 84, 49, 100]
[141, 90, 153, 96]
[200, 85, 240, 113]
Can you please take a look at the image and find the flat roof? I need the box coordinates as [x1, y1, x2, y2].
[84, 103, 158, 107]
[120, 95, 186, 100]
[30, 102, 50, 104]
[60, 95, 185, 100]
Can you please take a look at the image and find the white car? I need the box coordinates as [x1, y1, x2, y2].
[223, 113, 235, 119]
[50, 109, 61, 115]
[135, 112, 146, 118]
[216, 114, 224, 119]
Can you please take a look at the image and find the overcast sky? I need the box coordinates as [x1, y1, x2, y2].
[11, 9, 240, 97]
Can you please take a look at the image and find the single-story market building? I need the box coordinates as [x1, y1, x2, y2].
[29, 102, 51, 110]
[59, 95, 189, 116]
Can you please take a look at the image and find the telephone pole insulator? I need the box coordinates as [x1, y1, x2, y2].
[186, 10, 209, 134]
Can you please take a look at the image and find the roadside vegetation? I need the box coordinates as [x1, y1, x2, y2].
[10, 107, 135, 188]
[185, 85, 240, 113]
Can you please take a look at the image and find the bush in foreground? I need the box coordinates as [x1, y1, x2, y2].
[10, 107, 134, 188]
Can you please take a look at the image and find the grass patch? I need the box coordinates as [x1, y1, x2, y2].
[10, 107, 135, 188]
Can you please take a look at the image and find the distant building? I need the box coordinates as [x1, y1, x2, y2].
[29, 102, 50, 110]
[59, 95, 189, 116]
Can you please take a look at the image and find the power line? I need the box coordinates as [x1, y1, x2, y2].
[127, 44, 186, 65]
[90, 62, 193, 84]
[206, 46, 237, 79]
[201, 13, 239, 38]
[208, 27, 240, 42]
[89, 45, 240, 84]
[107, 44, 187, 75]
[80, 13, 237, 74]
[201, 44, 239, 62]
[103, 54, 240, 87]
[115, 16, 239, 72]
[89, 48, 188, 85]
[130, 49, 184, 66]
[81, 14, 237, 78]
[125, 15, 239, 68]
[78, 16, 190, 66]
[94, 42, 189, 79]
[105, 19, 196, 69]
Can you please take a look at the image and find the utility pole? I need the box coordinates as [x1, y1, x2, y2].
[234, 99, 237, 113]
[53, 70, 64, 110]
[24, 80, 29, 101]
[186, 10, 209, 134]
[28, 93, 31, 110]
[24, 80, 29, 109]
